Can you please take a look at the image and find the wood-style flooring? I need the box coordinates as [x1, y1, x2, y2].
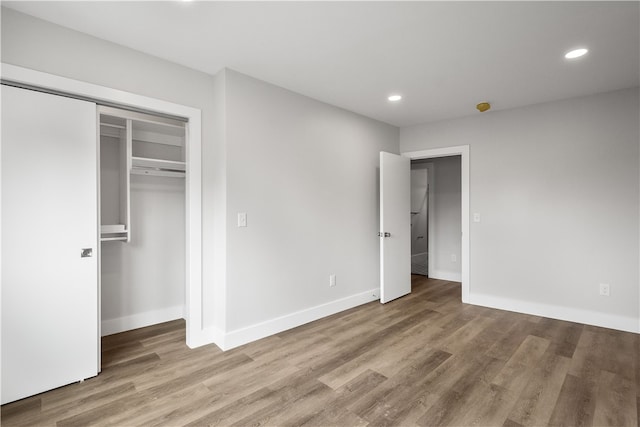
[2, 276, 639, 426]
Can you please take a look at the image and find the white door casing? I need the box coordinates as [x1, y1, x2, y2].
[1, 85, 99, 404]
[379, 152, 411, 303]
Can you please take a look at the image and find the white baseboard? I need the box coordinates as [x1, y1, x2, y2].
[469, 293, 640, 334]
[215, 288, 379, 351]
[428, 269, 462, 282]
[188, 326, 224, 350]
[101, 305, 185, 336]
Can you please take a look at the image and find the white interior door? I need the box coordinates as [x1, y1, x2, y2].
[380, 152, 411, 303]
[1, 85, 99, 404]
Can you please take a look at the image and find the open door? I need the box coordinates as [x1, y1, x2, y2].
[379, 152, 411, 303]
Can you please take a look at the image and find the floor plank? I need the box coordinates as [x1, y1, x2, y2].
[2, 276, 638, 426]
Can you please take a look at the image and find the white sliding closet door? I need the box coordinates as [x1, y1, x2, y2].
[1, 85, 99, 404]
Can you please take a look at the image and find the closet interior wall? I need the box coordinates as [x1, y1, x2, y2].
[99, 108, 186, 335]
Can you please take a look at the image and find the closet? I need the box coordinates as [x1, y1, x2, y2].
[98, 107, 187, 337]
[2, 84, 188, 405]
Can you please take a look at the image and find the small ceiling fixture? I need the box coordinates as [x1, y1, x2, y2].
[565, 48, 588, 59]
[388, 95, 402, 102]
[476, 102, 491, 113]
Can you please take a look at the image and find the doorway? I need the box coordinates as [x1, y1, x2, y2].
[403, 146, 470, 302]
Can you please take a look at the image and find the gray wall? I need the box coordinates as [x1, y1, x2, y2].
[431, 156, 462, 280]
[222, 69, 398, 331]
[410, 166, 428, 256]
[401, 88, 640, 330]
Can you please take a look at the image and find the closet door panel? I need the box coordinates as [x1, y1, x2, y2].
[1, 85, 98, 404]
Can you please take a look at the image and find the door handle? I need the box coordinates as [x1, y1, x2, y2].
[81, 248, 93, 258]
[378, 232, 391, 237]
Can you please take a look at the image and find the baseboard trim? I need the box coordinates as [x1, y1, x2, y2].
[428, 270, 462, 282]
[101, 305, 185, 336]
[469, 293, 640, 334]
[218, 288, 379, 350]
[188, 326, 224, 350]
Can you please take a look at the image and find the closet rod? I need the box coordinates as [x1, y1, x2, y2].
[131, 169, 185, 178]
[1, 80, 188, 124]
[101, 122, 126, 130]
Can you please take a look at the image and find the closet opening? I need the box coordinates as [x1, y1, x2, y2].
[98, 106, 187, 356]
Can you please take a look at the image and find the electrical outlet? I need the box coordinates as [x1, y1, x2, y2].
[599, 283, 610, 297]
[329, 274, 336, 287]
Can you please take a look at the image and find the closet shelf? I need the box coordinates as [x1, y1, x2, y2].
[100, 224, 128, 242]
[130, 156, 186, 178]
[131, 157, 185, 171]
[99, 123, 124, 139]
[101, 224, 127, 234]
[101, 236, 128, 242]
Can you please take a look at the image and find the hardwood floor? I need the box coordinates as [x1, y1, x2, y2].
[2, 276, 638, 426]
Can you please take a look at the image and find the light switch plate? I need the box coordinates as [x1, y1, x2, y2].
[238, 212, 247, 227]
[473, 213, 481, 223]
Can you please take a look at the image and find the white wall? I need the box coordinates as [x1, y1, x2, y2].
[401, 88, 640, 332]
[222, 69, 399, 339]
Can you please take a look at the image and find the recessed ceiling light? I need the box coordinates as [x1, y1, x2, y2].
[565, 48, 588, 59]
[388, 95, 402, 102]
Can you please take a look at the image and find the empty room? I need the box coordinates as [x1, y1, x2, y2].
[1, 1, 638, 426]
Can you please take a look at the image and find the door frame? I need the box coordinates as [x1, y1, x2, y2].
[1, 63, 205, 348]
[402, 146, 469, 302]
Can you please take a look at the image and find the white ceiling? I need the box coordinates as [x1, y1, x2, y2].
[4, 1, 639, 127]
